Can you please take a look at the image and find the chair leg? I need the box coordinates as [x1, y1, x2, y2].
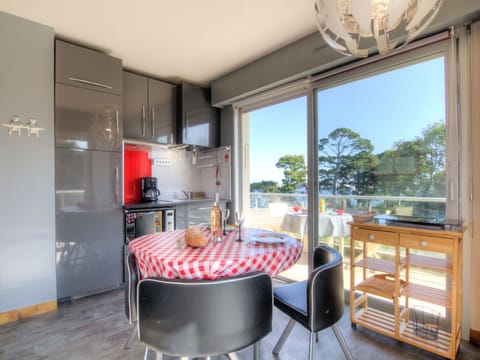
[332, 323, 355, 360]
[272, 318, 296, 355]
[308, 331, 315, 360]
[253, 341, 260, 360]
[124, 324, 137, 350]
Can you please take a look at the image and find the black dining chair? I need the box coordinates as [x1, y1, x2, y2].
[137, 272, 273, 359]
[124, 253, 140, 350]
[272, 245, 355, 360]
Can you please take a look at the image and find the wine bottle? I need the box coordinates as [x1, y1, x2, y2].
[210, 193, 222, 242]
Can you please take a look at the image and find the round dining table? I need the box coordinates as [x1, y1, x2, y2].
[128, 227, 303, 280]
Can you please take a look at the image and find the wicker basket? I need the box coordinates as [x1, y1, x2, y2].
[352, 212, 377, 223]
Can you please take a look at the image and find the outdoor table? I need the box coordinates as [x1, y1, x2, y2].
[281, 211, 353, 255]
[128, 227, 303, 280]
[281, 212, 308, 237]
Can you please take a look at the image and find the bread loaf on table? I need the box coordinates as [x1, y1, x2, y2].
[185, 228, 208, 247]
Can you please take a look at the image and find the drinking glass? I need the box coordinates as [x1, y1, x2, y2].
[222, 208, 230, 235]
[235, 211, 245, 241]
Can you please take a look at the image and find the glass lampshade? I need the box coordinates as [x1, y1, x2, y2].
[314, 0, 443, 57]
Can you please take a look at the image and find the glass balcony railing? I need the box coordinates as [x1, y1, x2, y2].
[249, 192, 446, 219]
[247, 192, 447, 285]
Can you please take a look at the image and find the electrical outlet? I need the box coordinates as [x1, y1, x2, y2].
[153, 158, 171, 166]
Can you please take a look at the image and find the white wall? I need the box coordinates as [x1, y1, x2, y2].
[150, 147, 231, 201]
[0, 12, 56, 311]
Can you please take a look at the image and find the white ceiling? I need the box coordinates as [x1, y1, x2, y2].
[0, 0, 317, 86]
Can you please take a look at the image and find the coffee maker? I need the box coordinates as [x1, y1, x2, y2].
[141, 177, 160, 201]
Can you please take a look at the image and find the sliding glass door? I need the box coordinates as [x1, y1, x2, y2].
[237, 39, 458, 287]
[312, 41, 457, 291]
[242, 96, 308, 281]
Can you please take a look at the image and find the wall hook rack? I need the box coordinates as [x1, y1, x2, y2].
[3, 115, 45, 137]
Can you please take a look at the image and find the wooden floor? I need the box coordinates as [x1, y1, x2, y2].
[1, 287, 479, 360]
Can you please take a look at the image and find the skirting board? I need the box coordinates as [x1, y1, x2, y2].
[470, 328, 480, 346]
[0, 300, 57, 326]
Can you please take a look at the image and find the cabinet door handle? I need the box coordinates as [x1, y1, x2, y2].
[115, 110, 119, 142]
[185, 115, 189, 143]
[114, 166, 119, 203]
[420, 240, 428, 247]
[151, 107, 155, 138]
[369, 234, 375, 241]
[67, 77, 113, 90]
[142, 105, 146, 137]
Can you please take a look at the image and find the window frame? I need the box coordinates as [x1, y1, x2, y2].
[309, 38, 460, 223]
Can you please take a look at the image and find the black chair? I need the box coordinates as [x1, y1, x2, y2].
[137, 272, 273, 359]
[272, 245, 355, 360]
[134, 212, 156, 238]
[124, 253, 140, 350]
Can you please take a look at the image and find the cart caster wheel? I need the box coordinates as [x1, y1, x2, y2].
[351, 323, 357, 330]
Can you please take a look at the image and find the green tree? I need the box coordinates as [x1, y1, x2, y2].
[250, 180, 279, 193]
[376, 121, 446, 198]
[275, 155, 307, 193]
[417, 121, 446, 197]
[318, 128, 376, 195]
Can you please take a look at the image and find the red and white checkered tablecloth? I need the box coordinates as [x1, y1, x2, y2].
[128, 227, 303, 280]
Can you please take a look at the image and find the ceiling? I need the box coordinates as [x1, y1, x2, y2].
[0, 0, 317, 86]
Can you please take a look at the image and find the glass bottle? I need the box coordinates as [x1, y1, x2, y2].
[319, 199, 325, 213]
[210, 193, 222, 242]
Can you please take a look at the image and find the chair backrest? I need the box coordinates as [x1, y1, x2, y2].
[268, 202, 288, 230]
[307, 245, 344, 333]
[124, 253, 140, 323]
[137, 272, 273, 357]
[135, 212, 156, 237]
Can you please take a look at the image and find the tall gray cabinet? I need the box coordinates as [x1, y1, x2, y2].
[123, 71, 176, 144]
[0, 11, 56, 314]
[55, 40, 124, 300]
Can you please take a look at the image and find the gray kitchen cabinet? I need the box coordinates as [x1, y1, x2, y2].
[55, 148, 123, 300]
[55, 40, 123, 300]
[123, 71, 176, 144]
[177, 83, 219, 148]
[55, 83, 122, 152]
[175, 200, 228, 230]
[55, 40, 122, 96]
[175, 204, 189, 230]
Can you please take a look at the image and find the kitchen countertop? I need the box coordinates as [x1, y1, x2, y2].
[123, 198, 229, 211]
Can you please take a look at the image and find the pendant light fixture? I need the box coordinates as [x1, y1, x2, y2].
[314, 0, 444, 57]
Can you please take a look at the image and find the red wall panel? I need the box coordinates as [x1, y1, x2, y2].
[124, 149, 151, 203]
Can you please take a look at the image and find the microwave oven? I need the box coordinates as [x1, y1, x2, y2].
[124, 207, 175, 243]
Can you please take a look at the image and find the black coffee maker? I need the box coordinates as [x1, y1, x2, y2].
[141, 177, 160, 201]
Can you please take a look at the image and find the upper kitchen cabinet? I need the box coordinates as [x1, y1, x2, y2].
[123, 71, 176, 144]
[55, 40, 123, 152]
[55, 40, 122, 96]
[177, 83, 219, 148]
[55, 83, 122, 151]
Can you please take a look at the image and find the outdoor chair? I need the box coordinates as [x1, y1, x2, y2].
[268, 202, 288, 232]
[137, 272, 273, 360]
[272, 245, 355, 360]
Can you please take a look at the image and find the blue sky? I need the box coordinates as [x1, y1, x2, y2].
[249, 56, 445, 184]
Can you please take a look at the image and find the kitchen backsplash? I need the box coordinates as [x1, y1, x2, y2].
[149, 146, 231, 201]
